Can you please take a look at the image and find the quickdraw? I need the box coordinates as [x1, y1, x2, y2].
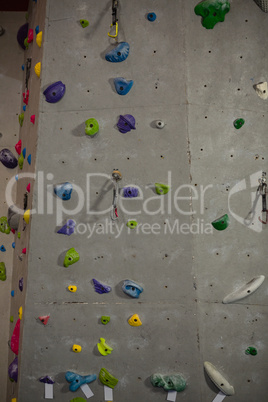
[111, 169, 122, 220]
[257, 172, 267, 224]
[108, 0, 118, 38]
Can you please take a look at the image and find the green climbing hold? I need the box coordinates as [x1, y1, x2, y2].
[18, 153, 24, 170]
[70, 398, 86, 402]
[85, 118, 99, 136]
[19, 113, 24, 127]
[0, 217, 11, 234]
[80, 19, 89, 28]
[10, 316, 14, 323]
[194, 0, 230, 29]
[126, 220, 137, 229]
[151, 373, 186, 392]
[211, 214, 229, 231]
[0, 262, 6, 281]
[99, 368, 118, 389]
[155, 183, 170, 195]
[24, 37, 29, 49]
[233, 118, 245, 129]
[97, 338, 113, 356]
[101, 316, 110, 325]
[63, 247, 80, 267]
[17, 232, 21, 239]
[245, 346, 257, 356]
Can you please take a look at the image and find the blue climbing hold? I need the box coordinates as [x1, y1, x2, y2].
[105, 42, 130, 63]
[23, 105, 26, 112]
[65, 372, 97, 392]
[54, 182, 73, 200]
[15, 175, 18, 181]
[27, 154, 31, 165]
[147, 12, 157, 21]
[22, 64, 25, 71]
[0, 245, 6, 252]
[57, 219, 76, 235]
[12, 242, 15, 249]
[35, 25, 39, 34]
[114, 77, 133, 95]
[22, 148, 26, 159]
[11, 290, 15, 297]
[122, 279, 143, 298]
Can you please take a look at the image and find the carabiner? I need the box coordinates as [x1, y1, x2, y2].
[108, 21, 118, 38]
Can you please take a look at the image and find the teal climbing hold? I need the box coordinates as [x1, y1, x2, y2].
[194, 0, 230, 29]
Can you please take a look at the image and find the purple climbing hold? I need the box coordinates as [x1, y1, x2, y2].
[57, 219, 76, 235]
[117, 114, 136, 133]
[123, 187, 139, 198]
[17, 23, 29, 49]
[19, 278, 23, 291]
[8, 357, 18, 382]
[39, 375, 55, 384]
[43, 81, 66, 103]
[92, 279, 111, 294]
[0, 149, 18, 169]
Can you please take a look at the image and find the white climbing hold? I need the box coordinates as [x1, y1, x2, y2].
[254, 82, 268, 100]
[222, 275, 265, 304]
[204, 361, 234, 396]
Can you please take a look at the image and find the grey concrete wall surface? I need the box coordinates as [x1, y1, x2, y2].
[17, 1, 267, 401]
[0, 11, 25, 401]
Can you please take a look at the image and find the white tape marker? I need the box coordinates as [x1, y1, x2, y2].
[80, 383, 94, 398]
[104, 385, 113, 401]
[44, 383, 53, 399]
[167, 390, 177, 401]
[212, 391, 226, 402]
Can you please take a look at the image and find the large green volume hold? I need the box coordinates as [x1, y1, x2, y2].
[194, 0, 230, 29]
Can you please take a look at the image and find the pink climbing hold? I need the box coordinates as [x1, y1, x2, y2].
[39, 315, 50, 325]
[26, 183, 31, 193]
[30, 115, 35, 124]
[23, 90, 29, 105]
[27, 28, 33, 43]
[11, 319, 20, 355]
[22, 248, 26, 254]
[15, 140, 22, 155]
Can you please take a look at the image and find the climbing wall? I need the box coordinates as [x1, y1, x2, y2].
[7, 0, 267, 401]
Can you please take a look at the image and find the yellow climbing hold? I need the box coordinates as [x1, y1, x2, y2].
[72, 344, 82, 353]
[18, 306, 23, 319]
[36, 31, 42, 47]
[128, 314, 142, 326]
[68, 285, 77, 293]
[34, 62, 41, 77]
[11, 399, 17, 402]
[23, 209, 30, 224]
